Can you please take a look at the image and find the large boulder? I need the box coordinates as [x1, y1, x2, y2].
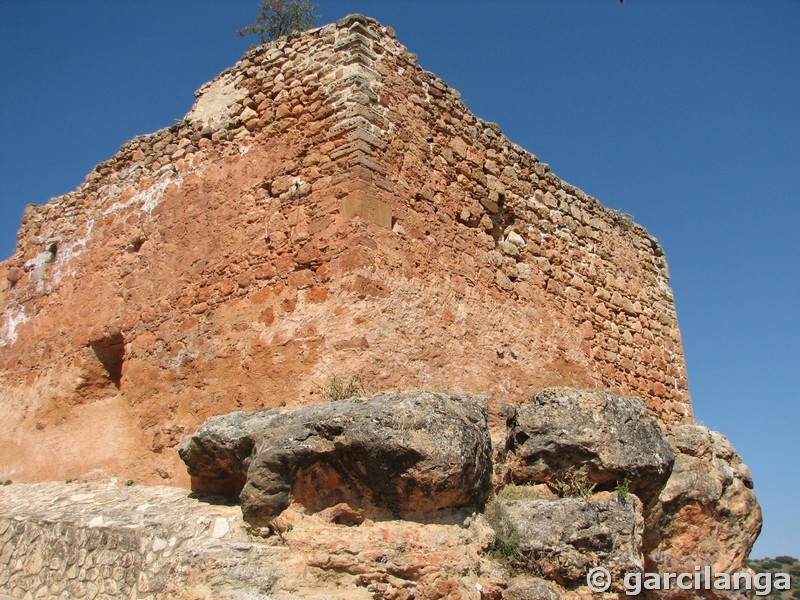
[508, 388, 675, 505]
[647, 424, 762, 580]
[178, 409, 286, 496]
[180, 392, 494, 528]
[492, 491, 644, 589]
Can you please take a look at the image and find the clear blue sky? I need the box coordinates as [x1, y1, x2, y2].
[1, 1, 797, 559]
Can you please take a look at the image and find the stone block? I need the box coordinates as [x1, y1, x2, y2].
[341, 192, 392, 229]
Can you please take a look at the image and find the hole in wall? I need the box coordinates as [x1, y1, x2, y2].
[189, 473, 247, 500]
[490, 211, 516, 243]
[46, 241, 58, 263]
[89, 332, 125, 389]
[129, 237, 144, 253]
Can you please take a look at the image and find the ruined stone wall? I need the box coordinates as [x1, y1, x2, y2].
[0, 15, 690, 486]
[327, 21, 690, 417]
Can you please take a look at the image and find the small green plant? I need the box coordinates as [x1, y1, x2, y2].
[2, 480, 10, 486]
[616, 477, 632, 502]
[273, 521, 295, 543]
[484, 497, 522, 567]
[318, 374, 366, 401]
[65, 479, 73, 484]
[124, 479, 134, 487]
[548, 466, 596, 499]
[239, 0, 319, 44]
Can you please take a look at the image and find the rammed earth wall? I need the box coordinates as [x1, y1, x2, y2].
[0, 15, 690, 485]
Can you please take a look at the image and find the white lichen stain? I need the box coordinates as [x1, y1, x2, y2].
[24, 252, 52, 293]
[139, 177, 174, 214]
[0, 464, 21, 479]
[104, 159, 210, 217]
[100, 175, 175, 217]
[0, 305, 28, 347]
[49, 219, 96, 288]
[173, 348, 199, 375]
[101, 188, 138, 216]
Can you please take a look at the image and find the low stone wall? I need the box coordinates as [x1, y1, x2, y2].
[0, 481, 281, 600]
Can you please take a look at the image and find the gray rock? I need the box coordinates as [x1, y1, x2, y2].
[499, 492, 644, 587]
[178, 409, 287, 496]
[181, 392, 493, 528]
[509, 387, 674, 505]
[505, 576, 563, 599]
[495, 270, 513, 291]
[497, 240, 520, 257]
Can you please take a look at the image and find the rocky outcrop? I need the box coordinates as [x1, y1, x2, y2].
[180, 391, 493, 527]
[503, 577, 563, 600]
[647, 424, 762, 580]
[1, 389, 762, 599]
[507, 388, 675, 506]
[496, 492, 644, 588]
[176, 387, 761, 598]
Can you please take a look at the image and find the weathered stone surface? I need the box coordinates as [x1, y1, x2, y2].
[177, 408, 285, 496]
[647, 424, 762, 581]
[501, 491, 644, 589]
[0, 13, 691, 488]
[271, 504, 506, 600]
[341, 190, 393, 228]
[508, 388, 675, 505]
[181, 391, 493, 527]
[0, 411, 762, 599]
[504, 576, 563, 600]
